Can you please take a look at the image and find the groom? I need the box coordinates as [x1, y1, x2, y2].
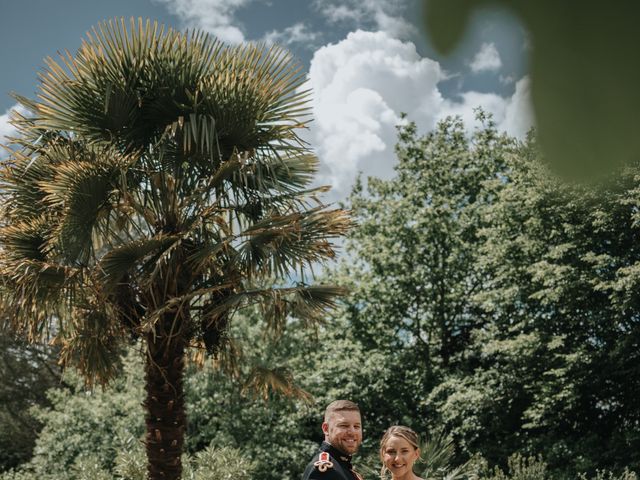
[302, 400, 364, 480]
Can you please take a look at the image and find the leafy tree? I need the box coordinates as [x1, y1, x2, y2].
[430, 139, 640, 476]
[0, 328, 60, 471]
[346, 113, 512, 363]
[340, 115, 640, 476]
[0, 18, 350, 480]
[26, 348, 144, 475]
[340, 113, 514, 439]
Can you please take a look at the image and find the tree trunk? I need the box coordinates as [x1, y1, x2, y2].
[144, 319, 186, 480]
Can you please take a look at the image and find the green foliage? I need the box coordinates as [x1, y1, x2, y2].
[340, 113, 640, 477]
[340, 113, 515, 451]
[423, 0, 640, 179]
[25, 347, 144, 476]
[182, 445, 255, 480]
[5, 112, 640, 480]
[481, 454, 548, 480]
[428, 137, 640, 475]
[0, 329, 60, 471]
[579, 471, 638, 480]
[480, 454, 638, 480]
[419, 432, 482, 480]
[0, 445, 253, 480]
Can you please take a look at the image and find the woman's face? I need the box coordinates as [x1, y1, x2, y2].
[382, 435, 420, 478]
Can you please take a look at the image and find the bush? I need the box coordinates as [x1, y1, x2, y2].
[578, 470, 638, 480]
[0, 444, 253, 480]
[479, 454, 638, 480]
[482, 454, 547, 480]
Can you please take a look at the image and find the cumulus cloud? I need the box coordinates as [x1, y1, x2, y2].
[263, 22, 320, 49]
[305, 31, 533, 202]
[438, 76, 533, 138]
[305, 30, 444, 199]
[501, 76, 534, 138]
[313, 0, 417, 39]
[153, 0, 251, 43]
[469, 42, 502, 73]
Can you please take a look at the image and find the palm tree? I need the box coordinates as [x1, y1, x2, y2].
[0, 18, 350, 480]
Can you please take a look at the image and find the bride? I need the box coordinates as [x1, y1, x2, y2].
[379, 426, 424, 480]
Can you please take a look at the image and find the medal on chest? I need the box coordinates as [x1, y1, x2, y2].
[314, 452, 335, 472]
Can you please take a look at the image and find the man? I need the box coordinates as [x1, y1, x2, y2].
[302, 400, 364, 480]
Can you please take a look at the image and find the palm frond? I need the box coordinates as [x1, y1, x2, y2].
[229, 153, 321, 199]
[0, 217, 49, 262]
[58, 304, 125, 386]
[198, 284, 346, 337]
[0, 257, 81, 341]
[39, 160, 119, 265]
[33, 18, 309, 157]
[241, 364, 313, 402]
[0, 150, 55, 222]
[96, 234, 180, 291]
[213, 335, 243, 378]
[235, 207, 352, 279]
[420, 431, 480, 480]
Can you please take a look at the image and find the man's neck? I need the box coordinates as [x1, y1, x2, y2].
[323, 441, 351, 460]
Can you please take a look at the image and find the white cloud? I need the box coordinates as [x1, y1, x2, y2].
[263, 23, 320, 49]
[153, 0, 250, 43]
[469, 42, 502, 73]
[306, 30, 444, 200]
[0, 108, 17, 143]
[319, 4, 361, 23]
[305, 31, 533, 202]
[0, 103, 28, 141]
[313, 0, 416, 39]
[440, 92, 508, 129]
[438, 77, 533, 138]
[0, 103, 29, 158]
[501, 76, 534, 138]
[499, 74, 515, 85]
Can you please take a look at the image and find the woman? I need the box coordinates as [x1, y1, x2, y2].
[379, 426, 424, 480]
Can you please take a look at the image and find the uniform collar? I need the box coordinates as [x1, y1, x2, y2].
[321, 441, 353, 465]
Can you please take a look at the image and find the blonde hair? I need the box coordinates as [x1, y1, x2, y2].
[323, 400, 360, 422]
[379, 425, 421, 479]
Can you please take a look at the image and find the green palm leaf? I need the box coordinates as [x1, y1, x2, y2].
[241, 364, 313, 402]
[235, 208, 351, 278]
[96, 235, 180, 290]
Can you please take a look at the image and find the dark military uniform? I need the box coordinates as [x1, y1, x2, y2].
[302, 442, 363, 480]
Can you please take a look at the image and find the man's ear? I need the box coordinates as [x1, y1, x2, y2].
[322, 422, 329, 435]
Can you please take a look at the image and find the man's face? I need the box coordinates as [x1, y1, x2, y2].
[322, 410, 363, 455]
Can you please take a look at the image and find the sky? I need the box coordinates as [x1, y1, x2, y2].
[0, 0, 533, 202]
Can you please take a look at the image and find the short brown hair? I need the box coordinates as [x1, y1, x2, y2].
[323, 400, 360, 422]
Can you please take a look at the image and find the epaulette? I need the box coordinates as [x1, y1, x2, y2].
[313, 452, 334, 472]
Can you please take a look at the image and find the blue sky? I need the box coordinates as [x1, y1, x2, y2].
[0, 0, 532, 201]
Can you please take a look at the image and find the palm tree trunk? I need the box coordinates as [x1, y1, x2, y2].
[144, 318, 186, 480]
